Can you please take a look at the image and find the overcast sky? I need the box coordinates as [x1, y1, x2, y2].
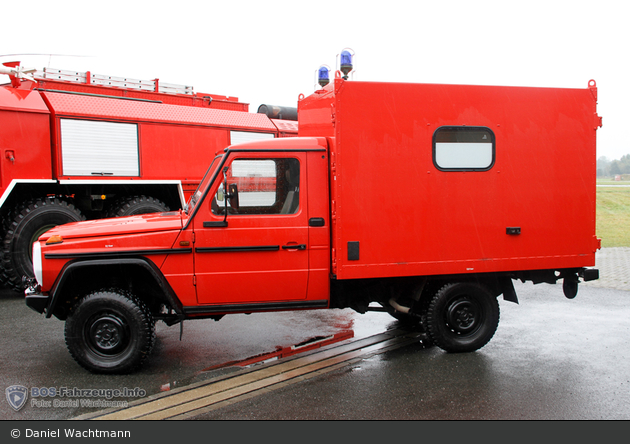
[3, 0, 627, 160]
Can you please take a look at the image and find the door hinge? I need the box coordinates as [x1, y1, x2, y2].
[193, 275, 196, 286]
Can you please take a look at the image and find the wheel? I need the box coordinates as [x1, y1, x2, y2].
[106, 195, 169, 218]
[426, 282, 499, 353]
[64, 290, 156, 374]
[1, 198, 84, 291]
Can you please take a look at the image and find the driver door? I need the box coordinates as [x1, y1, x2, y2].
[193, 152, 309, 305]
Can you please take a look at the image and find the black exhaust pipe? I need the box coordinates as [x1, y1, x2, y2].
[257, 104, 297, 121]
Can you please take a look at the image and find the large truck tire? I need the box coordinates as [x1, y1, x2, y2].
[1, 198, 85, 291]
[65, 290, 156, 374]
[426, 282, 500, 353]
[106, 195, 169, 218]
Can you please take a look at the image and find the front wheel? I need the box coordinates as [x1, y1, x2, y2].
[426, 282, 499, 353]
[65, 290, 156, 374]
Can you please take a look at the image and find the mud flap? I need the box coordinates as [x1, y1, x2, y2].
[500, 277, 519, 304]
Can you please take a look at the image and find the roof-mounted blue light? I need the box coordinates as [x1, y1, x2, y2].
[340, 49, 353, 80]
[318, 65, 330, 87]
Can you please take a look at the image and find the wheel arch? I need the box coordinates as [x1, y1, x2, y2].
[46, 257, 183, 321]
[0, 180, 185, 221]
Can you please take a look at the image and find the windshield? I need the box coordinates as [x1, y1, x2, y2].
[186, 155, 223, 214]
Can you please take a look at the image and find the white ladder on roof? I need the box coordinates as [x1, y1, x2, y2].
[34, 67, 195, 95]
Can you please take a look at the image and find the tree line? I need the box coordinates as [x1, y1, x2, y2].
[597, 154, 630, 177]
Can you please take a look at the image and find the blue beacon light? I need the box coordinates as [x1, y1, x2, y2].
[318, 66, 330, 87]
[340, 50, 353, 80]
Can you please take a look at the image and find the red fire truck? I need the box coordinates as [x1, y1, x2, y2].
[25, 72, 601, 373]
[0, 62, 297, 291]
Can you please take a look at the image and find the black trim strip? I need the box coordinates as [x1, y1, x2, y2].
[183, 300, 329, 315]
[195, 245, 279, 253]
[45, 248, 192, 260]
[203, 221, 228, 228]
[227, 147, 326, 153]
[37, 88, 163, 103]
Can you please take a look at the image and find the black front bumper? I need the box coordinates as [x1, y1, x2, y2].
[25, 286, 49, 314]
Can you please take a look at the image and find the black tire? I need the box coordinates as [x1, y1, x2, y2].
[65, 290, 156, 374]
[426, 282, 499, 353]
[106, 195, 169, 218]
[1, 198, 84, 291]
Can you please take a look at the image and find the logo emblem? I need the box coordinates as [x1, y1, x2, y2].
[6, 385, 28, 411]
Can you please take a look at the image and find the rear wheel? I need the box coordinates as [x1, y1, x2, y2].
[65, 290, 156, 374]
[1, 198, 84, 291]
[426, 282, 499, 353]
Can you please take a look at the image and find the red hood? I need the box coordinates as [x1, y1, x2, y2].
[40, 211, 184, 241]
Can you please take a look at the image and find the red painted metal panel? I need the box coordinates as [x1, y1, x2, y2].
[272, 118, 299, 135]
[139, 123, 229, 183]
[35, 78, 248, 111]
[0, 110, 52, 186]
[0, 86, 53, 188]
[41, 91, 278, 131]
[0, 84, 50, 113]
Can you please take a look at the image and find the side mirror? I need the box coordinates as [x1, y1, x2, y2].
[227, 183, 239, 210]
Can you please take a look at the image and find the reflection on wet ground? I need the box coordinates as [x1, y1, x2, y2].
[158, 331, 355, 392]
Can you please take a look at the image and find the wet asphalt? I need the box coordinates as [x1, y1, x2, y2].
[1, 248, 629, 420]
[190, 279, 630, 420]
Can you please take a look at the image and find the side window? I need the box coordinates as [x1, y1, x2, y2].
[212, 158, 300, 215]
[433, 126, 495, 171]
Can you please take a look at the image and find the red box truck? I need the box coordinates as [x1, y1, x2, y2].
[25, 74, 601, 373]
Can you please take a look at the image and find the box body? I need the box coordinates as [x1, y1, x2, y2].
[299, 79, 599, 280]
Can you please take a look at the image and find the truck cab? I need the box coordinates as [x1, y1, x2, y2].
[26, 137, 333, 373]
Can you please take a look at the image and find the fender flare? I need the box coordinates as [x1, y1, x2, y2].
[46, 257, 184, 319]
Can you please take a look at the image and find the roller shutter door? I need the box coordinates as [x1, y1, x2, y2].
[60, 119, 139, 176]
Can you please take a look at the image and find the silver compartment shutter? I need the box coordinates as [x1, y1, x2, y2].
[60, 119, 140, 176]
[230, 131, 275, 145]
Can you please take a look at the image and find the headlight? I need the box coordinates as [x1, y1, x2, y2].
[32, 241, 43, 286]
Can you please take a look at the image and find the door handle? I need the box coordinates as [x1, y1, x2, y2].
[282, 244, 306, 250]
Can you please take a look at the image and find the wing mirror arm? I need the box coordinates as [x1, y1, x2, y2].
[219, 166, 240, 225]
[221, 167, 229, 225]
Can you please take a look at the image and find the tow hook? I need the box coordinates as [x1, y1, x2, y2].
[22, 276, 39, 292]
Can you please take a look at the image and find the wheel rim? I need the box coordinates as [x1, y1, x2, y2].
[87, 313, 129, 355]
[445, 297, 482, 335]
